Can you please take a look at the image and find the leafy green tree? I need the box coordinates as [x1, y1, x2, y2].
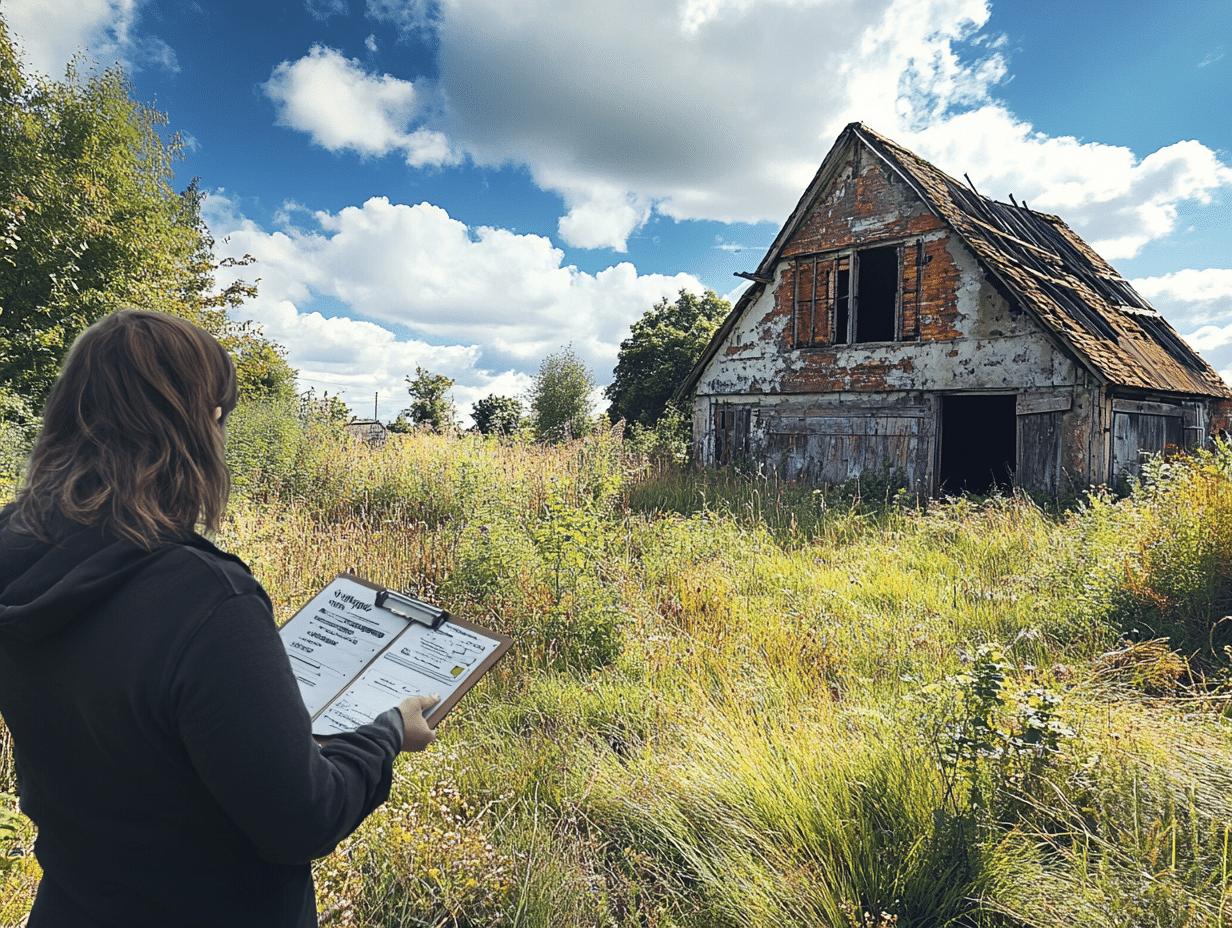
[471, 394, 524, 436]
[176, 218, 296, 402]
[225, 328, 297, 402]
[530, 346, 596, 441]
[224, 396, 304, 493]
[606, 289, 730, 427]
[297, 389, 351, 425]
[323, 394, 351, 424]
[387, 416, 413, 434]
[405, 367, 456, 432]
[0, 15, 290, 408]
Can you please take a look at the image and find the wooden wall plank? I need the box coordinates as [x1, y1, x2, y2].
[1017, 392, 1072, 415]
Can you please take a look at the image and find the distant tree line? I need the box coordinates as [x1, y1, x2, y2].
[402, 290, 729, 447]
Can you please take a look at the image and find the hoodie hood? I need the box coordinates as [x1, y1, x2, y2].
[0, 503, 178, 641]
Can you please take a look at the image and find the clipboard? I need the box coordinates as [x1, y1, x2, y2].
[278, 574, 512, 735]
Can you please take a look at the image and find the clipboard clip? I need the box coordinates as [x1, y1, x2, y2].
[374, 588, 449, 630]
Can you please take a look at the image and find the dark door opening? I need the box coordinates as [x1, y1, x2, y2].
[938, 395, 1016, 495]
[714, 405, 750, 465]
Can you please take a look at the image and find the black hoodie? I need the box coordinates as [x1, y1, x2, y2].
[0, 503, 403, 927]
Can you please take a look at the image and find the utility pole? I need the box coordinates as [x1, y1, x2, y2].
[374, 392, 378, 421]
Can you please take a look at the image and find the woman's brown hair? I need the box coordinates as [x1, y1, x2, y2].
[15, 309, 239, 549]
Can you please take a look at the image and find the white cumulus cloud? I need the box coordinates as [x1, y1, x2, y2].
[15, 0, 1232, 260]
[4, 0, 176, 77]
[1133, 268, 1232, 330]
[553, 183, 652, 253]
[1133, 268, 1232, 386]
[342, 0, 1232, 256]
[248, 300, 502, 422]
[263, 45, 457, 165]
[913, 115, 1232, 259]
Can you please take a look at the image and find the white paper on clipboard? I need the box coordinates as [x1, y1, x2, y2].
[278, 575, 511, 736]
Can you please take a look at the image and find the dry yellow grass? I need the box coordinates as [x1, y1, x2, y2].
[4, 427, 1232, 926]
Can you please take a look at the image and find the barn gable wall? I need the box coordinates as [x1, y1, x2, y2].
[695, 144, 1082, 400]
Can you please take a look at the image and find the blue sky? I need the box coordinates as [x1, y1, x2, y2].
[8, 0, 1231, 422]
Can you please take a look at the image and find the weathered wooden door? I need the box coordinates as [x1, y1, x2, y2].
[714, 405, 750, 465]
[1015, 392, 1069, 494]
[1111, 399, 1183, 484]
[763, 411, 925, 485]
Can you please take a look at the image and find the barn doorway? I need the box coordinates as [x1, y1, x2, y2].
[938, 394, 1016, 495]
[714, 404, 750, 465]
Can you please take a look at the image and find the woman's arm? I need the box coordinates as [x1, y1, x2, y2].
[169, 593, 408, 865]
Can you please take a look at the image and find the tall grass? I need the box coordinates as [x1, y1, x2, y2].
[3, 417, 1232, 927]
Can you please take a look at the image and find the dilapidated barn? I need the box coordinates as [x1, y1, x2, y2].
[680, 123, 1232, 495]
[344, 417, 388, 448]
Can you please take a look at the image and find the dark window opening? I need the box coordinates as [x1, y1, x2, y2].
[938, 395, 1016, 495]
[855, 245, 898, 343]
[834, 257, 851, 344]
[794, 244, 903, 348]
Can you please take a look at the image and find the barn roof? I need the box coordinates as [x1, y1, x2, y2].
[681, 122, 1230, 400]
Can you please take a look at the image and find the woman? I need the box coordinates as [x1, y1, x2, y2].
[0, 309, 437, 927]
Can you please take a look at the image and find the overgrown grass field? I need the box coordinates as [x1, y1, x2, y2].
[4, 412, 1232, 927]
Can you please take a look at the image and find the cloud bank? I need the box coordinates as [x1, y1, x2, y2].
[205, 194, 706, 420]
[11, 0, 1231, 406]
[1134, 269, 1232, 385]
[262, 0, 1232, 259]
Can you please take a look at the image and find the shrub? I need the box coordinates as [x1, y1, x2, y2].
[624, 402, 691, 464]
[224, 396, 307, 493]
[472, 395, 524, 437]
[529, 347, 596, 441]
[539, 595, 622, 674]
[914, 642, 1073, 831]
[1041, 448, 1232, 668]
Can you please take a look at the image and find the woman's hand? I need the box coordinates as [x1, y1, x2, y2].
[396, 694, 440, 752]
